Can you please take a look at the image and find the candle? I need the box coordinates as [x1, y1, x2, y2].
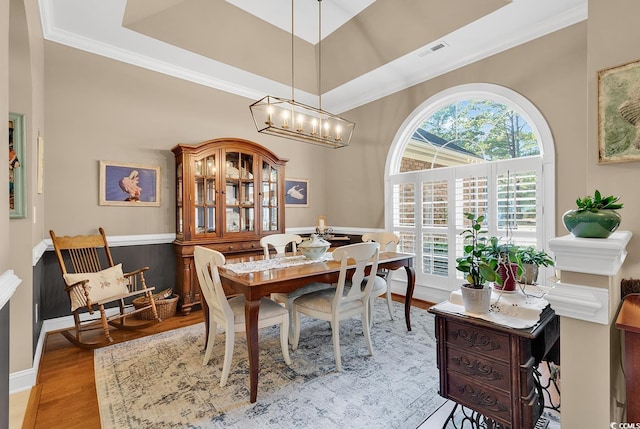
[311, 118, 318, 135]
[266, 106, 273, 125]
[335, 125, 342, 141]
[318, 218, 326, 233]
[323, 121, 330, 138]
[297, 114, 304, 132]
[282, 111, 289, 128]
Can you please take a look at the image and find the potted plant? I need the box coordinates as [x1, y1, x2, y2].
[484, 237, 522, 292]
[455, 213, 499, 313]
[516, 246, 554, 285]
[562, 190, 623, 238]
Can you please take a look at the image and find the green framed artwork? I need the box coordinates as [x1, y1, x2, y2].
[598, 58, 640, 163]
[9, 113, 26, 218]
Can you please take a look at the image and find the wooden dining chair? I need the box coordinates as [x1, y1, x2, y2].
[291, 242, 385, 371]
[362, 231, 399, 323]
[193, 246, 292, 387]
[263, 233, 333, 343]
[49, 228, 160, 349]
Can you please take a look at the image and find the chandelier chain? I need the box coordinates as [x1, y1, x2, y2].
[318, 0, 322, 112]
[291, 0, 295, 102]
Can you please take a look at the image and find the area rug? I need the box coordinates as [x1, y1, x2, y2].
[95, 301, 446, 428]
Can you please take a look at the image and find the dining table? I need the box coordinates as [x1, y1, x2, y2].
[214, 249, 416, 403]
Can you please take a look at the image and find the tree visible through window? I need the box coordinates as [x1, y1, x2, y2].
[387, 84, 554, 293]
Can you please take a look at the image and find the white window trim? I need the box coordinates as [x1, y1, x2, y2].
[385, 83, 556, 303]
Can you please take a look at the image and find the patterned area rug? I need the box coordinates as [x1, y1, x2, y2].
[95, 301, 446, 428]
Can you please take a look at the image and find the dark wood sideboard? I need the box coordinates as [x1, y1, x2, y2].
[616, 293, 640, 423]
[428, 304, 560, 429]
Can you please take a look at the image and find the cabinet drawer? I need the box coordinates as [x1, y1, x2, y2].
[446, 320, 510, 362]
[446, 349, 511, 393]
[446, 372, 511, 427]
[209, 241, 261, 254]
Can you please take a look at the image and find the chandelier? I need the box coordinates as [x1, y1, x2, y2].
[249, 0, 355, 148]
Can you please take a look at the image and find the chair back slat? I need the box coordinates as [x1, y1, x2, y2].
[68, 247, 103, 273]
[50, 228, 115, 275]
[193, 246, 230, 321]
[260, 233, 302, 259]
[362, 232, 399, 252]
[332, 242, 380, 307]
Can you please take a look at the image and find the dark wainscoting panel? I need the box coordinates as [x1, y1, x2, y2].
[41, 242, 176, 320]
[33, 259, 43, 353]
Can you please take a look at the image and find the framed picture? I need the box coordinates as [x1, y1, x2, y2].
[598, 58, 640, 163]
[285, 178, 309, 207]
[9, 113, 26, 219]
[99, 161, 161, 207]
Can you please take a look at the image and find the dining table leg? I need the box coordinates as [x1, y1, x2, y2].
[404, 265, 416, 331]
[245, 297, 261, 403]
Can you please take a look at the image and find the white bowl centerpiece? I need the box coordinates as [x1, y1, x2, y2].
[299, 234, 330, 259]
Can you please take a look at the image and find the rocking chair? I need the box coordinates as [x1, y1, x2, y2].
[49, 227, 161, 349]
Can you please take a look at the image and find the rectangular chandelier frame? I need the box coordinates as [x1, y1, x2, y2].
[249, 96, 355, 149]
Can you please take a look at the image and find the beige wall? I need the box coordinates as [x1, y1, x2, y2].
[8, 0, 45, 373]
[327, 22, 588, 232]
[43, 42, 335, 235]
[1, 0, 10, 276]
[587, 0, 640, 277]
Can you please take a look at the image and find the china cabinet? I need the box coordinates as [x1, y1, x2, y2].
[172, 137, 287, 313]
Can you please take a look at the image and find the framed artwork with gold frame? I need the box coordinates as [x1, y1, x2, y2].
[99, 160, 161, 207]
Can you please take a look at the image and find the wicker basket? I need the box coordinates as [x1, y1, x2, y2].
[132, 294, 179, 320]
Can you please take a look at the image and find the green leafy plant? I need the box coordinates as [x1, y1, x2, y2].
[516, 246, 554, 267]
[575, 190, 623, 212]
[485, 237, 520, 266]
[455, 213, 499, 289]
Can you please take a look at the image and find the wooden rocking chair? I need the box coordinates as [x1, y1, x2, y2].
[49, 227, 161, 349]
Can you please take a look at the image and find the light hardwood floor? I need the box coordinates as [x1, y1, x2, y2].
[17, 295, 432, 428]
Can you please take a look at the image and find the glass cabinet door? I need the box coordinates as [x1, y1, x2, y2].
[262, 162, 279, 231]
[194, 154, 216, 235]
[176, 162, 183, 234]
[225, 151, 255, 233]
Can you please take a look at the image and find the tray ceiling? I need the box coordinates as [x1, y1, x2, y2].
[39, 0, 587, 113]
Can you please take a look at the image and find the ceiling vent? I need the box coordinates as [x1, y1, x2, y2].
[418, 41, 448, 57]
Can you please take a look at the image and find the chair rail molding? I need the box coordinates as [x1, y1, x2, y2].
[0, 270, 22, 310]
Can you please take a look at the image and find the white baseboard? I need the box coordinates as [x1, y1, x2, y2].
[9, 308, 121, 394]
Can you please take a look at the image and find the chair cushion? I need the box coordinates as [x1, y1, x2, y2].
[294, 288, 363, 314]
[272, 282, 333, 303]
[352, 276, 388, 295]
[63, 263, 129, 311]
[228, 296, 289, 326]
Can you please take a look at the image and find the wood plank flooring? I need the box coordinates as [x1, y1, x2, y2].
[22, 295, 433, 428]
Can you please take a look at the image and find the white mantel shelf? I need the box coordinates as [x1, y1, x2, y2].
[546, 230, 632, 325]
[0, 270, 22, 311]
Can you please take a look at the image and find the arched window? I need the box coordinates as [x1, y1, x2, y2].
[385, 84, 555, 300]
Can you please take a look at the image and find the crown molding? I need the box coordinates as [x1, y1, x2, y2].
[38, 0, 587, 115]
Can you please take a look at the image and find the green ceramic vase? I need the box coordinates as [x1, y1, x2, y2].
[562, 209, 621, 238]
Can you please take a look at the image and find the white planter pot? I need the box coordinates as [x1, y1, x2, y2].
[520, 263, 539, 285]
[460, 284, 492, 314]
